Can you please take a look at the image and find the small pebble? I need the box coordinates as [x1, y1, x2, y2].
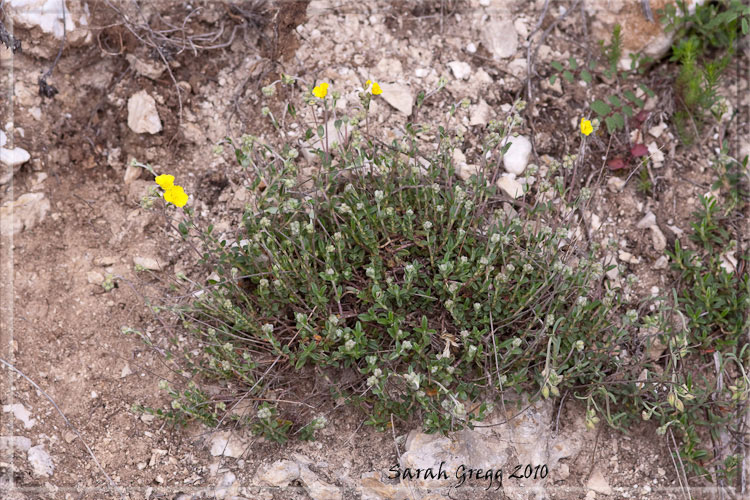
[607, 177, 626, 193]
[652, 255, 669, 270]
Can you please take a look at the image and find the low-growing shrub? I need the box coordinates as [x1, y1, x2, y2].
[160, 132, 634, 438]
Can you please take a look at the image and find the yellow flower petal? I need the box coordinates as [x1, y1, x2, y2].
[371, 82, 382, 95]
[155, 174, 175, 189]
[365, 79, 371, 87]
[580, 118, 593, 136]
[164, 185, 188, 207]
[312, 82, 329, 99]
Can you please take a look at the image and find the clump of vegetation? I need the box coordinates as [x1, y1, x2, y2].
[144, 119, 636, 439]
[548, 23, 655, 134]
[660, 0, 749, 143]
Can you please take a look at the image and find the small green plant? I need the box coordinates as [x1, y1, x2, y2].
[132, 380, 223, 428]
[688, 195, 730, 250]
[670, 35, 730, 144]
[661, 142, 750, 483]
[635, 166, 653, 197]
[548, 24, 655, 134]
[101, 274, 116, 292]
[711, 142, 749, 213]
[251, 403, 293, 443]
[661, 0, 749, 51]
[659, 0, 748, 143]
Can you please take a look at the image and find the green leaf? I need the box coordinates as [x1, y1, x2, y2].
[605, 116, 618, 134]
[608, 95, 622, 107]
[549, 74, 557, 84]
[622, 104, 634, 117]
[639, 83, 655, 98]
[591, 100, 611, 116]
[287, 103, 296, 117]
[580, 70, 592, 84]
[551, 60, 564, 72]
[742, 17, 748, 34]
[568, 57, 578, 70]
[562, 70, 574, 83]
[317, 125, 325, 138]
[612, 112, 624, 129]
[623, 89, 644, 108]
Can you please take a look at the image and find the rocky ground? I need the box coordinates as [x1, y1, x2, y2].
[1, 0, 748, 499]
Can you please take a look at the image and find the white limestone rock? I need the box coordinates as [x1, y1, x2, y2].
[208, 431, 246, 458]
[0, 192, 51, 236]
[27, 445, 54, 477]
[496, 175, 524, 199]
[447, 60, 471, 80]
[501, 135, 532, 175]
[1, 146, 31, 168]
[127, 91, 163, 135]
[483, 18, 518, 60]
[6, 0, 92, 58]
[258, 459, 301, 487]
[470, 99, 490, 126]
[379, 83, 413, 116]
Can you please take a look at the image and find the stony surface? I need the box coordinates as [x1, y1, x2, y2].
[3, 403, 36, 429]
[257, 459, 301, 487]
[6, 0, 92, 57]
[0, 436, 33, 451]
[299, 463, 342, 500]
[214, 471, 239, 499]
[396, 399, 584, 498]
[587, 468, 613, 495]
[0, 192, 51, 236]
[470, 99, 491, 126]
[0, 144, 31, 185]
[0, 0, 744, 499]
[208, 431, 247, 459]
[586, 0, 706, 67]
[132, 256, 165, 271]
[126, 54, 166, 80]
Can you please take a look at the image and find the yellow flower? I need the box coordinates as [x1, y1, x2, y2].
[312, 82, 329, 99]
[155, 174, 175, 189]
[580, 117, 593, 136]
[365, 80, 382, 95]
[163, 185, 188, 207]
